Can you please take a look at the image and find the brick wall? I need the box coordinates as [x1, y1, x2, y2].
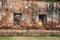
[1, 0, 60, 27]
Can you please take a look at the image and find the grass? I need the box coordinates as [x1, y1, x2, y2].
[0, 36, 60, 40]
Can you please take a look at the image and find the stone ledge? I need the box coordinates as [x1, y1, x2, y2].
[0, 29, 60, 36]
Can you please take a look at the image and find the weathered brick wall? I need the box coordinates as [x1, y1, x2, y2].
[7, 0, 47, 13]
[7, 9, 14, 27]
[1, 0, 60, 27]
[7, 1, 47, 21]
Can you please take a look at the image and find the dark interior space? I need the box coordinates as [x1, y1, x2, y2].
[39, 14, 47, 26]
[14, 13, 22, 27]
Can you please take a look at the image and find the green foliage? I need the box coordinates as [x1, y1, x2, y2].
[26, 0, 60, 2]
[45, 0, 60, 2]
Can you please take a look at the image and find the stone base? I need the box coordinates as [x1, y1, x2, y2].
[0, 29, 60, 36]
